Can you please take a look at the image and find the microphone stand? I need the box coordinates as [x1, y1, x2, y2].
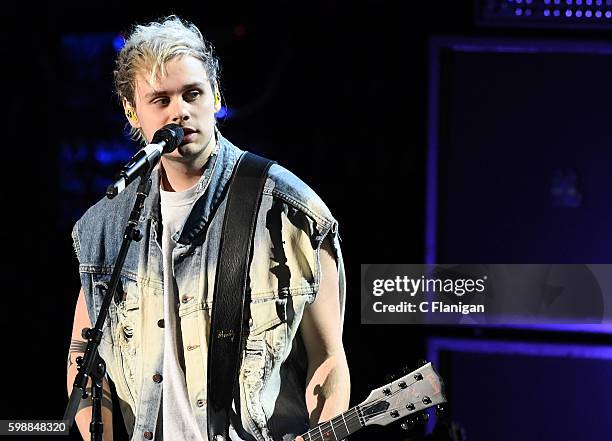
[64, 168, 154, 441]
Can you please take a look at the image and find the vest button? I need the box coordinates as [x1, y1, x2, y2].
[196, 399, 207, 407]
[157, 319, 164, 328]
[152, 373, 163, 383]
[144, 431, 153, 440]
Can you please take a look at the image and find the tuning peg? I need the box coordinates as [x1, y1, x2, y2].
[417, 359, 428, 367]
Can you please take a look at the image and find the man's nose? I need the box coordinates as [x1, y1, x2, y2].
[170, 98, 190, 122]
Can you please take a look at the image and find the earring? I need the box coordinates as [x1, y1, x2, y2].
[214, 91, 221, 106]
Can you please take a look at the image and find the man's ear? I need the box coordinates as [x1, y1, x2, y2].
[122, 98, 141, 128]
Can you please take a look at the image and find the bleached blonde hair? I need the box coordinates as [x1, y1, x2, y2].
[114, 15, 220, 144]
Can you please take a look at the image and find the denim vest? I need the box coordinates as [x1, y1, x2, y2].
[71, 135, 346, 441]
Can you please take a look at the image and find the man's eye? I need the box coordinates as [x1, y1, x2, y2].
[185, 90, 201, 101]
[153, 98, 169, 105]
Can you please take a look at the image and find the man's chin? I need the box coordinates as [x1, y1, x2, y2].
[167, 142, 207, 161]
[175, 142, 198, 155]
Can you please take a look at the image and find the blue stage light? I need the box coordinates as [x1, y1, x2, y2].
[113, 35, 125, 52]
[215, 106, 233, 120]
[94, 143, 134, 165]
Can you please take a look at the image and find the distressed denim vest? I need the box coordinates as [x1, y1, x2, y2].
[72, 135, 346, 441]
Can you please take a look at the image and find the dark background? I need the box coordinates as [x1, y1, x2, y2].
[2, 1, 612, 440]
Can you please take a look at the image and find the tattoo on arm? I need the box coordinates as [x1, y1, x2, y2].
[67, 339, 88, 370]
[68, 339, 113, 412]
[70, 339, 88, 353]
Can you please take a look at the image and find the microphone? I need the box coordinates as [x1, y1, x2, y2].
[106, 124, 184, 199]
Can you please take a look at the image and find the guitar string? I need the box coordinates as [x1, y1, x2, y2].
[302, 389, 439, 441]
[301, 376, 435, 440]
[302, 399, 437, 441]
[302, 376, 425, 439]
[303, 377, 416, 438]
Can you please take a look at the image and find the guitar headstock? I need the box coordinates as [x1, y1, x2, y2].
[358, 362, 446, 428]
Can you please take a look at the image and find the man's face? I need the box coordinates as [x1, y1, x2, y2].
[128, 55, 220, 164]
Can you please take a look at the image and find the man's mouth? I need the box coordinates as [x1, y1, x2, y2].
[180, 127, 198, 144]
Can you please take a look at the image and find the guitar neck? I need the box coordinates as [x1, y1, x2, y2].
[300, 405, 364, 441]
[300, 362, 447, 440]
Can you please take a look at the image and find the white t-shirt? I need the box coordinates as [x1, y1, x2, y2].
[158, 181, 206, 441]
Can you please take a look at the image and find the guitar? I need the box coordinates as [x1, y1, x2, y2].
[299, 362, 446, 441]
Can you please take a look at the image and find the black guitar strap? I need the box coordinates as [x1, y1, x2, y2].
[207, 151, 274, 441]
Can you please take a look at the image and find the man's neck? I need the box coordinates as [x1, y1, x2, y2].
[160, 147, 214, 192]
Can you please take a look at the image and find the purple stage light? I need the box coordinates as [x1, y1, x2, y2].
[425, 337, 612, 435]
[427, 337, 612, 374]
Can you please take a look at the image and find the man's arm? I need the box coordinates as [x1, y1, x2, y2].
[67, 288, 114, 441]
[300, 238, 350, 427]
